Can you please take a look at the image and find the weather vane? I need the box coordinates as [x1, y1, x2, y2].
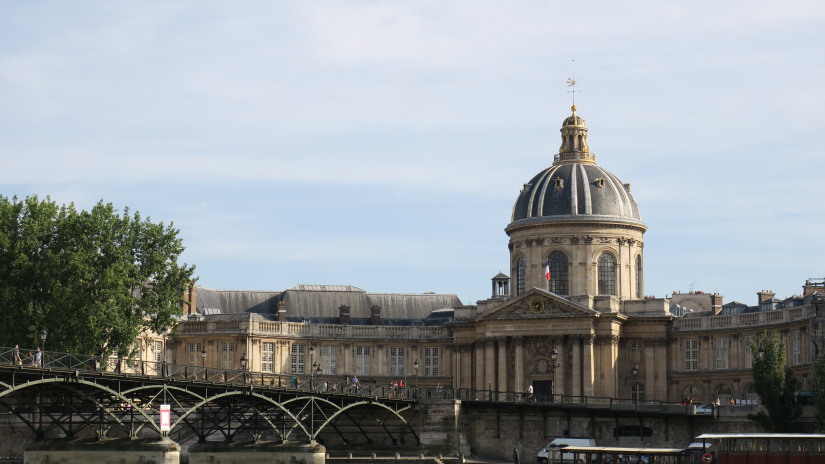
[567, 59, 580, 105]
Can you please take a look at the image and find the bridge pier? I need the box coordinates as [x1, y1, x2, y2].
[24, 437, 180, 464]
[188, 441, 326, 464]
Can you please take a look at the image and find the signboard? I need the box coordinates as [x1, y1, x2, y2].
[428, 409, 445, 415]
[160, 404, 171, 432]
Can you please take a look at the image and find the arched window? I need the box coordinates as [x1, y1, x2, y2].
[630, 341, 644, 363]
[598, 253, 616, 295]
[745, 384, 758, 404]
[631, 383, 645, 402]
[635, 255, 642, 298]
[548, 252, 569, 295]
[715, 385, 732, 405]
[516, 258, 525, 296]
[684, 385, 701, 398]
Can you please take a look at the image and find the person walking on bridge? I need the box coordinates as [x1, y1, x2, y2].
[513, 448, 520, 464]
[11, 345, 21, 366]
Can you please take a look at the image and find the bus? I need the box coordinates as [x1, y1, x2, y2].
[696, 434, 825, 464]
[553, 446, 693, 464]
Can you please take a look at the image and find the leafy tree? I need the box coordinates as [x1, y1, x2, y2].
[0, 195, 196, 357]
[748, 331, 802, 432]
[812, 358, 825, 431]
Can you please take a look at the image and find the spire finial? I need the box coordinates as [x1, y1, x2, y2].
[567, 59, 580, 104]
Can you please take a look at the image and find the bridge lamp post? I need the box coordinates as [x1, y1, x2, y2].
[550, 346, 559, 403]
[240, 353, 248, 384]
[161, 327, 168, 377]
[201, 347, 207, 380]
[758, 344, 765, 358]
[631, 363, 639, 404]
[309, 346, 316, 390]
[413, 360, 419, 397]
[40, 329, 47, 367]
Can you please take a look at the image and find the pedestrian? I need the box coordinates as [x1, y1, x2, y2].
[322, 381, 328, 392]
[352, 375, 359, 390]
[27, 351, 34, 366]
[11, 345, 21, 366]
[35, 348, 42, 367]
[269, 378, 276, 387]
[526, 383, 534, 403]
[513, 448, 520, 464]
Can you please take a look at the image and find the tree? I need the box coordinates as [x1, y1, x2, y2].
[748, 331, 802, 432]
[812, 357, 825, 431]
[0, 195, 196, 357]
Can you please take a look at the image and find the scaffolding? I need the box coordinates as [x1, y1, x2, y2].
[807, 278, 825, 384]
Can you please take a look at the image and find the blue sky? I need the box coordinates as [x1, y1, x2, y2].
[1, 1, 823, 306]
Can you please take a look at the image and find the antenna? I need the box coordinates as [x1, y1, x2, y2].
[566, 59, 580, 104]
[688, 282, 699, 293]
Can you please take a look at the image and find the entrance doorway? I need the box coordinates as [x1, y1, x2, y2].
[532, 380, 554, 403]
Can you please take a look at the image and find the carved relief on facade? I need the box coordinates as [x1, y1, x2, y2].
[570, 236, 580, 244]
[525, 239, 534, 247]
[549, 237, 564, 244]
[535, 238, 545, 246]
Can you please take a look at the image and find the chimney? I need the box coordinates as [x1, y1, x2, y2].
[339, 304, 351, 325]
[277, 300, 287, 322]
[371, 305, 381, 325]
[757, 290, 776, 304]
[184, 283, 197, 315]
[710, 293, 724, 315]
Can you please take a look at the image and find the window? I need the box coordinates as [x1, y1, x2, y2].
[548, 252, 569, 295]
[262, 342, 275, 372]
[630, 341, 644, 363]
[390, 347, 405, 376]
[323, 345, 337, 375]
[715, 385, 732, 405]
[613, 425, 652, 438]
[598, 253, 616, 295]
[745, 384, 758, 403]
[684, 385, 700, 397]
[715, 338, 729, 369]
[356, 346, 371, 375]
[793, 331, 801, 364]
[108, 350, 119, 370]
[744, 335, 755, 368]
[220, 342, 235, 370]
[631, 383, 645, 402]
[188, 343, 202, 366]
[684, 339, 698, 371]
[154, 341, 163, 364]
[424, 347, 439, 376]
[516, 258, 525, 296]
[635, 255, 642, 298]
[291, 344, 305, 373]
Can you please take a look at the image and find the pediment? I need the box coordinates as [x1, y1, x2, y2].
[474, 287, 597, 321]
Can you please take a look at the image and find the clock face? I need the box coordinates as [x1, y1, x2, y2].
[530, 299, 545, 314]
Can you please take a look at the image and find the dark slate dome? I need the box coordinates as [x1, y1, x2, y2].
[508, 105, 644, 228]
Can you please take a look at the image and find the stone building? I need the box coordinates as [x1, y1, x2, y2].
[171, 105, 824, 404]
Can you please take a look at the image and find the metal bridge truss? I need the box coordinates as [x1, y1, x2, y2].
[0, 366, 419, 447]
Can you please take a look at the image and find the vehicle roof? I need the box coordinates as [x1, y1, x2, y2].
[697, 434, 825, 439]
[559, 446, 686, 454]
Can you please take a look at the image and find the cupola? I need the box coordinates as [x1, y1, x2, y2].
[557, 105, 594, 164]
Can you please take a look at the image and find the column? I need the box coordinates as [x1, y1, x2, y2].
[555, 337, 566, 396]
[474, 342, 484, 391]
[603, 337, 616, 398]
[514, 337, 524, 393]
[377, 344, 385, 376]
[461, 345, 472, 389]
[497, 338, 508, 392]
[656, 339, 668, 401]
[645, 339, 655, 400]
[571, 338, 582, 397]
[273, 341, 282, 374]
[342, 343, 352, 376]
[582, 335, 595, 397]
[484, 339, 496, 392]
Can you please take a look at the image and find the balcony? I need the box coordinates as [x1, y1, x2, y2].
[673, 306, 814, 332]
[177, 320, 449, 341]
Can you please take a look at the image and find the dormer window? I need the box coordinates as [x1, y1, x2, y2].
[597, 178, 606, 189]
[554, 177, 564, 190]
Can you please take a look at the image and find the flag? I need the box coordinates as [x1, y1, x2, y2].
[545, 259, 551, 280]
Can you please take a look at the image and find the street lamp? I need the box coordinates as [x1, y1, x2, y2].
[161, 327, 168, 376]
[549, 346, 559, 402]
[240, 353, 248, 384]
[309, 346, 316, 390]
[631, 363, 640, 404]
[201, 347, 207, 380]
[758, 344, 765, 358]
[413, 360, 419, 394]
[40, 329, 47, 367]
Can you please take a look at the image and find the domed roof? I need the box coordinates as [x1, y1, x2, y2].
[508, 105, 644, 229]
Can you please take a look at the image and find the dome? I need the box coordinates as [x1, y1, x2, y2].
[508, 105, 644, 228]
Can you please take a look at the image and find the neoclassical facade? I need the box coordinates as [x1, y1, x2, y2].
[170, 105, 823, 405]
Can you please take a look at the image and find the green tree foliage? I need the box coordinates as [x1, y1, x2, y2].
[748, 331, 802, 432]
[0, 195, 196, 357]
[812, 358, 825, 431]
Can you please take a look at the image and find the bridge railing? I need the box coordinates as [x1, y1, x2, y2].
[415, 387, 712, 415]
[0, 346, 418, 399]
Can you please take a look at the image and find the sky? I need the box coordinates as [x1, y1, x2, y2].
[1, 1, 824, 306]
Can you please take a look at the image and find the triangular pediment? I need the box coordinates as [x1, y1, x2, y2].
[473, 287, 597, 321]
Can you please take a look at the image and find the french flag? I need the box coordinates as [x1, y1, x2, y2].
[545, 259, 551, 280]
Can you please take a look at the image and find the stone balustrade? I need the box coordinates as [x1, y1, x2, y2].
[673, 305, 814, 332]
[178, 320, 449, 340]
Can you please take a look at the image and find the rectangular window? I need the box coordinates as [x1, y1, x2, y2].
[220, 342, 235, 370]
[154, 341, 163, 364]
[262, 342, 275, 372]
[684, 339, 698, 371]
[291, 344, 305, 374]
[715, 338, 729, 369]
[744, 336, 755, 368]
[188, 342, 202, 366]
[356, 346, 371, 375]
[793, 331, 801, 364]
[390, 347, 405, 376]
[323, 345, 337, 375]
[424, 347, 439, 376]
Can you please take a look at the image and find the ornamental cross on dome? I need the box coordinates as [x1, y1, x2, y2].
[567, 59, 580, 104]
